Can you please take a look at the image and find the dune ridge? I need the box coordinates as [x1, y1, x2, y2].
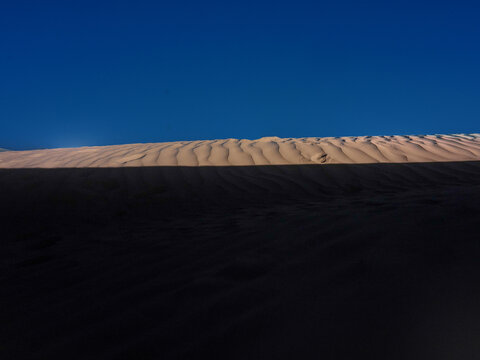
[2, 135, 480, 360]
[1, 134, 480, 168]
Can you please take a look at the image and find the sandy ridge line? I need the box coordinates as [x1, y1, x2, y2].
[0, 134, 479, 168]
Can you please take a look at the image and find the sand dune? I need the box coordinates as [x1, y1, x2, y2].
[1, 134, 480, 168]
[2, 133, 480, 360]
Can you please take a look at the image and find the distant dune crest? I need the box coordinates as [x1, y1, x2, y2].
[1, 134, 479, 168]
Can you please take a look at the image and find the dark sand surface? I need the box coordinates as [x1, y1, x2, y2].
[2, 162, 480, 359]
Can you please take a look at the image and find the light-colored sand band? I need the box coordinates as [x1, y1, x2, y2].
[1, 134, 479, 168]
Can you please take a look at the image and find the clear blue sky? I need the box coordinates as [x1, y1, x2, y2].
[1, 0, 480, 150]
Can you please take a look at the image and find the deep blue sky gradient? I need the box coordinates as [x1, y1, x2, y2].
[1, 0, 480, 149]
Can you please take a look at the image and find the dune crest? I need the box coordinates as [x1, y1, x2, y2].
[1, 134, 479, 168]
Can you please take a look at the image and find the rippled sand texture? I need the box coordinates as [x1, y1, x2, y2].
[2, 134, 480, 359]
[1, 134, 480, 168]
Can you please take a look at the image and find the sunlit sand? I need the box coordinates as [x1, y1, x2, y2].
[1, 134, 479, 168]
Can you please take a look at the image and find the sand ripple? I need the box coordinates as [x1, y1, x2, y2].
[1, 134, 480, 168]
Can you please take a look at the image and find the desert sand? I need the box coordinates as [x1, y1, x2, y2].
[1, 134, 480, 359]
[1, 134, 480, 168]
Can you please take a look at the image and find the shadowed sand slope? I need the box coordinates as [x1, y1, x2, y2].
[1, 133, 480, 168]
[2, 136, 480, 360]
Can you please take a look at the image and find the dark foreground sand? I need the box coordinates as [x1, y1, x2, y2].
[1, 160, 480, 359]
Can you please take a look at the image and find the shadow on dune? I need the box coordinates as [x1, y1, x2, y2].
[1, 161, 480, 360]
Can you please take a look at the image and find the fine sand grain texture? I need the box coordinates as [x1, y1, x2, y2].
[1, 134, 480, 360]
